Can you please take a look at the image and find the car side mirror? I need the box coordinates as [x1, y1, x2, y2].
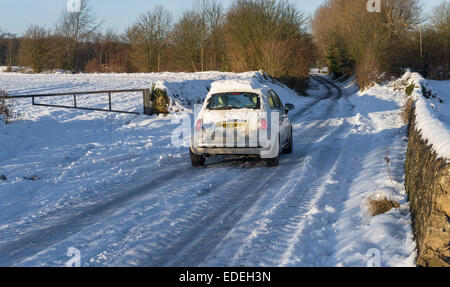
[285, 103, 295, 114]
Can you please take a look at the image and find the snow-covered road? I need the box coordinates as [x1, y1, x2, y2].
[0, 73, 416, 266]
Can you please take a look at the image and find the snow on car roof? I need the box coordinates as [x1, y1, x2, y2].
[208, 78, 269, 96]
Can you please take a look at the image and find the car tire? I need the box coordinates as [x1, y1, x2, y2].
[282, 128, 293, 154]
[190, 148, 205, 167]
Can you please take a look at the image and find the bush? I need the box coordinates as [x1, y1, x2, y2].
[367, 196, 400, 217]
[151, 86, 170, 114]
[0, 90, 12, 123]
[355, 53, 380, 89]
[405, 83, 415, 96]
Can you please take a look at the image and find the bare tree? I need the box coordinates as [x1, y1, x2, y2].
[0, 31, 17, 68]
[86, 29, 129, 73]
[420, 1, 450, 79]
[92, 28, 118, 66]
[22, 26, 50, 73]
[430, 1, 449, 30]
[6, 34, 19, 70]
[195, 0, 225, 71]
[224, 0, 312, 77]
[56, 0, 102, 71]
[172, 11, 203, 72]
[312, 0, 423, 86]
[152, 6, 173, 72]
[124, 5, 172, 72]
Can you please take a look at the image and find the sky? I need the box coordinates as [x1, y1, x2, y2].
[0, 0, 446, 36]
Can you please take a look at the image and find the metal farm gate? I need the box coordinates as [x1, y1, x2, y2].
[2, 88, 153, 115]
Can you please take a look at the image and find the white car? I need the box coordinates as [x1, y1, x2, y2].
[190, 79, 295, 167]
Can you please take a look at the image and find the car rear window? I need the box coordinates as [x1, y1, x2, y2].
[207, 92, 261, 110]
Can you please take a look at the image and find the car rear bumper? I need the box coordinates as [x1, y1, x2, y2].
[191, 146, 263, 156]
[190, 141, 277, 158]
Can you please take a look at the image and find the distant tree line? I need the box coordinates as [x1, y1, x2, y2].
[312, 0, 449, 87]
[1, 0, 447, 85]
[419, 1, 450, 80]
[0, 0, 315, 79]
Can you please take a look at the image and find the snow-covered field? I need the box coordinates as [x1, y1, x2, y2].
[0, 71, 418, 266]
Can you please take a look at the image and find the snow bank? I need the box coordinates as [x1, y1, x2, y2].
[331, 78, 417, 267]
[0, 70, 298, 114]
[158, 71, 299, 112]
[399, 70, 450, 160]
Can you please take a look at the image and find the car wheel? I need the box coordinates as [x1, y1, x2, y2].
[190, 149, 205, 167]
[282, 128, 293, 154]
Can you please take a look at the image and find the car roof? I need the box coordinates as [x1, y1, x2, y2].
[208, 79, 270, 96]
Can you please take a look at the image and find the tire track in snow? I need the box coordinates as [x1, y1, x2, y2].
[108, 76, 348, 266]
[192, 74, 359, 266]
[201, 106, 353, 266]
[2, 150, 282, 266]
[279, 155, 341, 266]
[118, 74, 350, 267]
[141, 166, 281, 266]
[0, 162, 203, 265]
[2, 74, 353, 267]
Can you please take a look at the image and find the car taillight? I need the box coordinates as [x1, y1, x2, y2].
[259, 118, 268, 130]
[195, 119, 203, 131]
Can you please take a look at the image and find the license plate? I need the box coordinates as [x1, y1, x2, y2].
[217, 122, 246, 129]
